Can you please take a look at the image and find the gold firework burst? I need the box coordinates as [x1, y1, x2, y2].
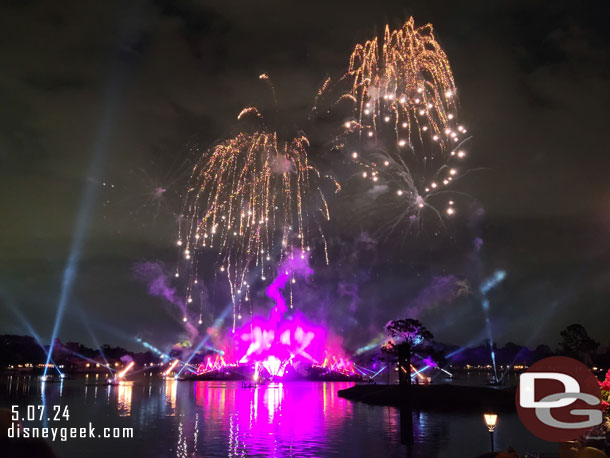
[178, 129, 331, 329]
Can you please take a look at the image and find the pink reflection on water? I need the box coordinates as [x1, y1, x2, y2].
[194, 381, 354, 454]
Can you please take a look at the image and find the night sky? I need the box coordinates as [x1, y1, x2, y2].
[1, 0, 609, 352]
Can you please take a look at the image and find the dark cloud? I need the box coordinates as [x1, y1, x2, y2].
[1, 0, 609, 351]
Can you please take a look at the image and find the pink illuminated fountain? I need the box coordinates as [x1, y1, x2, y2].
[233, 250, 327, 380]
[196, 354, 232, 375]
[186, 249, 360, 382]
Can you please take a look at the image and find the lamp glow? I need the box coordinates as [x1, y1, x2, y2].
[483, 412, 498, 452]
[484, 413, 497, 431]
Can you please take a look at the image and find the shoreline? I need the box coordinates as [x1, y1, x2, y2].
[338, 383, 517, 412]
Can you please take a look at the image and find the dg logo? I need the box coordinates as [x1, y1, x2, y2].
[516, 356, 603, 442]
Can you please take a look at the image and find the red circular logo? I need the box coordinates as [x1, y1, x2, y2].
[516, 356, 602, 442]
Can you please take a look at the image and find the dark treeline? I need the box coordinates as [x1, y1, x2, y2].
[369, 322, 609, 373]
[0, 335, 158, 369]
[1, 323, 608, 371]
[448, 323, 608, 368]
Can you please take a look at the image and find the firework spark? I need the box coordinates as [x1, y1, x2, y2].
[319, 18, 470, 230]
[178, 127, 329, 329]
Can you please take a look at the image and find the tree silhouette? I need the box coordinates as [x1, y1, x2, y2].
[373, 345, 397, 384]
[382, 319, 433, 386]
[532, 344, 553, 362]
[558, 323, 599, 365]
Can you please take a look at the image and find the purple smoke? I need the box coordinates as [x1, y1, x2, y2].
[474, 237, 484, 252]
[423, 356, 438, 368]
[405, 275, 470, 317]
[338, 282, 359, 313]
[133, 261, 200, 342]
[133, 262, 184, 311]
[266, 249, 313, 322]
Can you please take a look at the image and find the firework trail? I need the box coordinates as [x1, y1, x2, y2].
[178, 81, 335, 329]
[317, 18, 470, 231]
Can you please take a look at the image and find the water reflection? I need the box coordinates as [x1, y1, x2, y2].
[117, 382, 133, 416]
[165, 378, 177, 414]
[0, 377, 555, 458]
[192, 381, 355, 457]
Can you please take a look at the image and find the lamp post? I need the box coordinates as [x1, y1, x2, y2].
[483, 412, 498, 452]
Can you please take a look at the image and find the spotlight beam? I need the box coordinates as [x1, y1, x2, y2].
[177, 304, 232, 377]
[1, 289, 63, 376]
[43, 8, 141, 376]
[479, 270, 506, 382]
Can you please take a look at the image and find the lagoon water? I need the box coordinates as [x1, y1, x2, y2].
[1, 375, 556, 458]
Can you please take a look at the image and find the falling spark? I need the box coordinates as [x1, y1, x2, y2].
[179, 128, 332, 327]
[315, 17, 471, 233]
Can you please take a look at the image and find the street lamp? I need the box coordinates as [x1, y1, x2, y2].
[483, 412, 498, 452]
